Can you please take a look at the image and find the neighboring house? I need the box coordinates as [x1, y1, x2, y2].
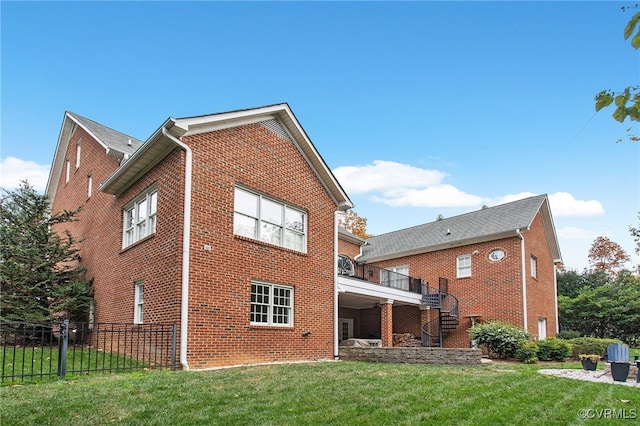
[337, 195, 562, 348]
[45, 103, 562, 369]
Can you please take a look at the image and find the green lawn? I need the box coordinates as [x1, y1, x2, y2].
[1, 361, 638, 425]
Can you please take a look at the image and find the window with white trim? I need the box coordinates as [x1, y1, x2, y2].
[134, 281, 144, 324]
[234, 187, 306, 252]
[87, 175, 92, 198]
[65, 159, 70, 183]
[381, 265, 409, 290]
[530, 255, 537, 279]
[250, 281, 293, 326]
[75, 139, 82, 169]
[123, 187, 157, 248]
[457, 254, 472, 278]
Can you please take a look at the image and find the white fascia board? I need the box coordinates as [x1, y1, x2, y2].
[337, 276, 423, 305]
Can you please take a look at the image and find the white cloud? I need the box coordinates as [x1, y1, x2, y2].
[372, 185, 483, 208]
[0, 157, 50, 193]
[333, 160, 481, 208]
[556, 226, 599, 240]
[333, 160, 446, 194]
[547, 192, 604, 217]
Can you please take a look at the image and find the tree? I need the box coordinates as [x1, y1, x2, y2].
[0, 181, 92, 323]
[557, 269, 611, 298]
[587, 236, 630, 276]
[558, 271, 640, 344]
[630, 211, 640, 256]
[339, 210, 372, 239]
[594, 8, 640, 141]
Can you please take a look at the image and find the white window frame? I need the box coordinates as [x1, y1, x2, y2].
[65, 158, 70, 183]
[75, 139, 82, 169]
[233, 186, 306, 253]
[250, 281, 294, 327]
[87, 175, 93, 198]
[530, 255, 537, 279]
[123, 186, 158, 248]
[457, 254, 472, 278]
[381, 265, 409, 290]
[134, 281, 144, 324]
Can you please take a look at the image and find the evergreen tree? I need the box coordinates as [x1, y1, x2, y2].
[1, 181, 92, 323]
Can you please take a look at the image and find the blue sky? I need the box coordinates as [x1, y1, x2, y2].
[1, 1, 639, 271]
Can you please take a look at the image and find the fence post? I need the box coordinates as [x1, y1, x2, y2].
[58, 320, 69, 379]
[171, 323, 177, 370]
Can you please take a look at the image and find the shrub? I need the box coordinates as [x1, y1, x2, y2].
[568, 337, 622, 359]
[468, 321, 529, 359]
[557, 330, 581, 340]
[514, 341, 538, 364]
[536, 338, 571, 361]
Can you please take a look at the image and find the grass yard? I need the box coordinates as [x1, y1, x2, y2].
[1, 361, 638, 425]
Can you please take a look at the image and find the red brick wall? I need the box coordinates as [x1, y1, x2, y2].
[367, 218, 558, 347]
[50, 126, 185, 329]
[338, 238, 361, 260]
[522, 212, 558, 339]
[392, 305, 421, 336]
[181, 123, 338, 368]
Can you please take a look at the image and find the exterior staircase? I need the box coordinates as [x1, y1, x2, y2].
[421, 278, 460, 347]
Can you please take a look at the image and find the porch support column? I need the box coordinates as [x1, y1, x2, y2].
[380, 299, 394, 347]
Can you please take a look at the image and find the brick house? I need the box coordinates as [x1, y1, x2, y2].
[337, 195, 563, 349]
[45, 103, 562, 368]
[46, 104, 353, 369]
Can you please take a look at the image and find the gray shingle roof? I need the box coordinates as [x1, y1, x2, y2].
[361, 194, 551, 261]
[67, 111, 143, 155]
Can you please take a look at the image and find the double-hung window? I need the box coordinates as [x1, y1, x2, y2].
[234, 187, 306, 252]
[381, 265, 409, 290]
[123, 187, 157, 248]
[250, 281, 293, 326]
[457, 254, 472, 278]
[134, 280, 144, 324]
[530, 255, 537, 279]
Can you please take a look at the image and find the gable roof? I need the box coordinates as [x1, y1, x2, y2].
[45, 111, 143, 202]
[98, 103, 353, 210]
[360, 194, 562, 263]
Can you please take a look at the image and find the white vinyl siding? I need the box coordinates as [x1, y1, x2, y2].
[234, 187, 306, 252]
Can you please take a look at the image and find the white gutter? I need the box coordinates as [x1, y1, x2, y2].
[162, 127, 192, 370]
[334, 210, 340, 359]
[517, 229, 528, 331]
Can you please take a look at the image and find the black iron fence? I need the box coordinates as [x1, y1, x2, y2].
[1, 320, 177, 383]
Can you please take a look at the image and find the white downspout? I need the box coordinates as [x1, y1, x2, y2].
[553, 264, 559, 334]
[162, 128, 192, 370]
[333, 210, 340, 359]
[517, 229, 528, 332]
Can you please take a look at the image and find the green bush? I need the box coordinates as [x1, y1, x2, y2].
[568, 337, 622, 358]
[536, 338, 571, 361]
[557, 330, 581, 340]
[514, 341, 538, 364]
[468, 321, 529, 359]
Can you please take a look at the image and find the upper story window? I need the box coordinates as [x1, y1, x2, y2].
[65, 158, 71, 183]
[75, 139, 82, 169]
[234, 186, 306, 253]
[381, 265, 409, 290]
[123, 187, 157, 248]
[457, 254, 472, 278]
[530, 255, 537, 279]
